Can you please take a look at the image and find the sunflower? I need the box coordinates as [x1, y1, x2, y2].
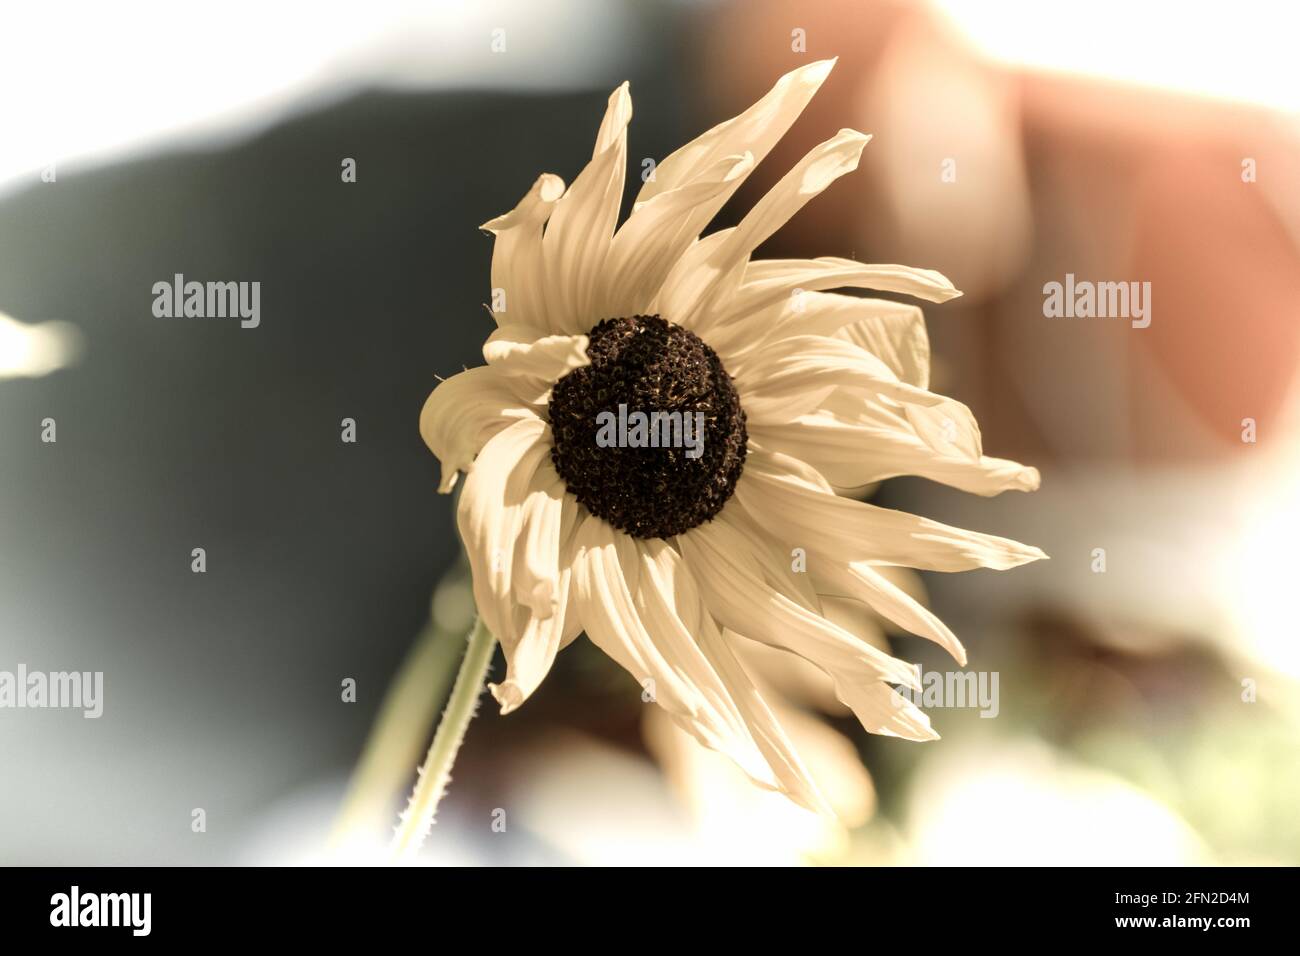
[418, 59, 1043, 817]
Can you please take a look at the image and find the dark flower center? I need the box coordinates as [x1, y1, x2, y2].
[548, 315, 747, 539]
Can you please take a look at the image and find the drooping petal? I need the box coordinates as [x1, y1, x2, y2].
[638, 537, 834, 809]
[572, 516, 704, 715]
[482, 324, 590, 401]
[489, 469, 582, 714]
[456, 416, 550, 652]
[543, 83, 632, 332]
[735, 447, 1048, 571]
[776, 530, 967, 665]
[418, 365, 541, 492]
[678, 513, 922, 688]
[694, 625, 834, 815]
[509, 459, 568, 620]
[680, 513, 938, 741]
[572, 519, 834, 812]
[719, 509, 823, 613]
[481, 173, 565, 329]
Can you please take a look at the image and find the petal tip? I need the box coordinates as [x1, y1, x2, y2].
[436, 469, 459, 494]
[537, 172, 566, 203]
[806, 57, 837, 82]
[490, 680, 525, 716]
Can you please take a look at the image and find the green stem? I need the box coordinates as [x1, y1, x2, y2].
[389, 615, 496, 862]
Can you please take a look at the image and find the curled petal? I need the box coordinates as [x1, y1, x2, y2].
[489, 470, 582, 714]
[481, 173, 565, 329]
[418, 366, 540, 492]
[482, 325, 590, 400]
[456, 417, 550, 650]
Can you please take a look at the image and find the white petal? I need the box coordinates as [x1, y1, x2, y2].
[572, 516, 704, 716]
[736, 447, 1048, 571]
[753, 697, 876, 825]
[543, 83, 632, 331]
[490, 476, 582, 715]
[807, 555, 967, 666]
[488, 587, 568, 716]
[481, 173, 565, 330]
[482, 325, 589, 400]
[418, 365, 539, 493]
[829, 679, 939, 742]
[719, 508, 823, 613]
[834, 304, 931, 390]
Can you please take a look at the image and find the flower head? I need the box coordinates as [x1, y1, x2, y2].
[420, 60, 1044, 814]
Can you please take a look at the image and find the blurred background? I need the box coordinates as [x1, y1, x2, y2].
[2, 0, 1298, 865]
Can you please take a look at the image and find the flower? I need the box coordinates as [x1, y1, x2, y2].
[420, 59, 1044, 814]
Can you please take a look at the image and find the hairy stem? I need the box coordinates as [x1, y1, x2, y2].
[389, 615, 495, 862]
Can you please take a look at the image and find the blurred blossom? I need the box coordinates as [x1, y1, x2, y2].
[504, 732, 709, 866]
[644, 709, 870, 864]
[246, 778, 485, 866]
[0, 0, 640, 194]
[907, 740, 1209, 865]
[0, 311, 82, 378]
[932, 0, 1300, 114]
[1224, 401, 1300, 681]
[638, 582, 945, 862]
[863, 12, 1032, 301]
[642, 629, 878, 863]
